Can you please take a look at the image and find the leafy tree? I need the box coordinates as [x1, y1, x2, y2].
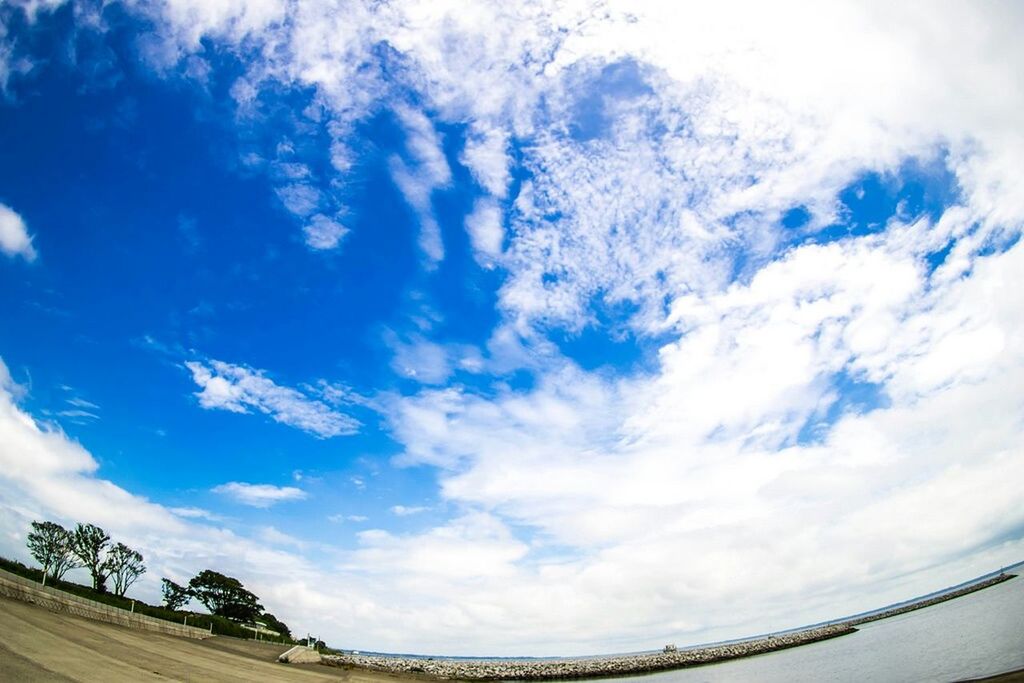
[104, 542, 145, 597]
[71, 523, 111, 592]
[161, 578, 192, 611]
[26, 521, 80, 585]
[188, 569, 264, 622]
[260, 612, 292, 639]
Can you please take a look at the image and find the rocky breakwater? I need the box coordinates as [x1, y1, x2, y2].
[321, 624, 855, 680]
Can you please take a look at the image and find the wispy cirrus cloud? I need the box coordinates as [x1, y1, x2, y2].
[389, 105, 452, 267]
[168, 506, 220, 521]
[211, 481, 308, 508]
[390, 505, 429, 516]
[185, 359, 360, 438]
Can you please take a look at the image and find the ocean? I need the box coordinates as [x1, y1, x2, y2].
[599, 571, 1024, 682]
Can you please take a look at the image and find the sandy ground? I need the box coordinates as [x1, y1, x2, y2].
[0, 595, 407, 683]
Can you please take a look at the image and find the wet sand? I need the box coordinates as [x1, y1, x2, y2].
[965, 670, 1024, 682]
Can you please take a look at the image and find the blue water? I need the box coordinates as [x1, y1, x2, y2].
[600, 574, 1024, 683]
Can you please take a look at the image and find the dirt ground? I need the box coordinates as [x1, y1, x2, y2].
[0, 595, 404, 682]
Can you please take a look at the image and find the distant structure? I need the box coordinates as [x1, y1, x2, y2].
[663, 644, 677, 653]
[240, 620, 280, 641]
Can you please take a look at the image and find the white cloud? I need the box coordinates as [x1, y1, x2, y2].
[211, 482, 307, 508]
[390, 505, 429, 516]
[275, 183, 321, 217]
[386, 331, 487, 385]
[461, 126, 510, 199]
[5, 0, 1024, 658]
[383, 105, 455, 267]
[352, 513, 527, 581]
[395, 105, 451, 187]
[384, 231, 1024, 651]
[388, 335, 452, 385]
[303, 214, 349, 250]
[168, 506, 218, 521]
[259, 525, 308, 548]
[56, 409, 99, 421]
[66, 397, 99, 410]
[328, 513, 368, 523]
[185, 359, 359, 438]
[465, 198, 504, 263]
[0, 203, 37, 261]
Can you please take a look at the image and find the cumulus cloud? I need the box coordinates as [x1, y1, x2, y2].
[384, 229, 1024, 650]
[0, 202, 37, 261]
[185, 359, 360, 438]
[211, 482, 308, 508]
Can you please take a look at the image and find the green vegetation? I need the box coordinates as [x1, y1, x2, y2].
[71, 523, 115, 593]
[14, 517, 298, 644]
[26, 521, 78, 585]
[161, 578, 191, 611]
[28, 519, 146, 596]
[106, 542, 146, 598]
[189, 569, 264, 622]
[0, 555, 295, 642]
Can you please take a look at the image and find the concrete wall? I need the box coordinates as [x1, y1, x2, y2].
[0, 568, 210, 639]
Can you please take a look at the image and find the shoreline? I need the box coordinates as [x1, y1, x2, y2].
[323, 624, 856, 680]
[846, 572, 1014, 627]
[323, 572, 1017, 681]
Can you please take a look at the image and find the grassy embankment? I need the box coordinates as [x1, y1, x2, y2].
[0, 556, 295, 644]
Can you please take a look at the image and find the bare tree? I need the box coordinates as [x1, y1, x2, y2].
[105, 543, 146, 597]
[26, 521, 80, 586]
[71, 523, 111, 592]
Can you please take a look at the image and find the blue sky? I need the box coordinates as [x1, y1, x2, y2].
[1, 0, 1023, 657]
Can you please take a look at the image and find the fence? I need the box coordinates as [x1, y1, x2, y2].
[0, 567, 211, 639]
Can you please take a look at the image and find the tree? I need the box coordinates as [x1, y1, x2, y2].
[26, 521, 80, 585]
[188, 570, 264, 622]
[104, 542, 145, 597]
[71, 523, 111, 592]
[161, 578, 192, 611]
[260, 612, 292, 639]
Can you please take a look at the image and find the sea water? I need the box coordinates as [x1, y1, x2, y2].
[601, 573, 1024, 683]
